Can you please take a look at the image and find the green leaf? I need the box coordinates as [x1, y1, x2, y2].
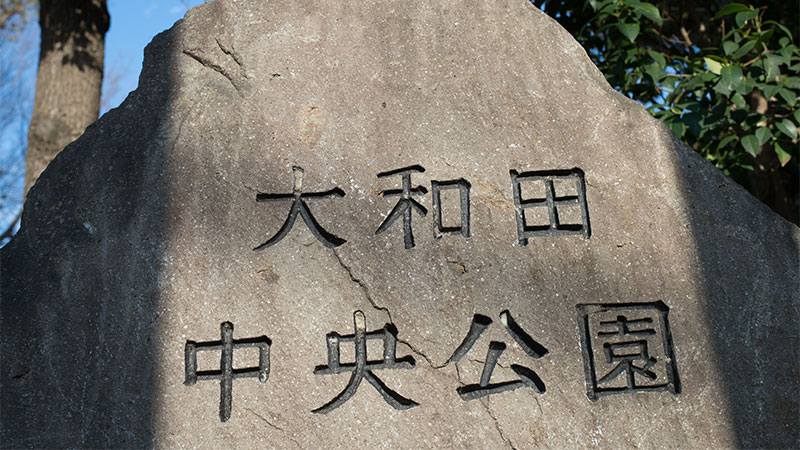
[616, 22, 640, 43]
[764, 54, 783, 81]
[680, 76, 705, 92]
[794, 109, 800, 124]
[668, 120, 686, 137]
[764, 20, 794, 41]
[705, 57, 723, 75]
[764, 83, 782, 99]
[731, 40, 757, 60]
[645, 63, 665, 82]
[731, 109, 748, 123]
[732, 93, 746, 108]
[728, 29, 743, 43]
[776, 118, 798, 139]
[778, 46, 797, 61]
[700, 71, 718, 82]
[755, 127, 772, 145]
[785, 77, 800, 89]
[714, 65, 742, 96]
[718, 134, 738, 150]
[628, 1, 663, 25]
[735, 10, 758, 28]
[738, 76, 755, 95]
[714, 3, 750, 19]
[662, 75, 680, 85]
[710, 99, 728, 122]
[745, 114, 766, 127]
[596, 22, 617, 33]
[741, 135, 760, 156]
[723, 41, 739, 56]
[648, 50, 666, 68]
[729, 65, 744, 88]
[683, 112, 703, 137]
[779, 88, 797, 106]
[757, 28, 774, 45]
[774, 142, 792, 166]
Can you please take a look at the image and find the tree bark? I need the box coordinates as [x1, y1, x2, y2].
[24, 0, 109, 194]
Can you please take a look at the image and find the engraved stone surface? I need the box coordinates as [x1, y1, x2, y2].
[1, 0, 798, 447]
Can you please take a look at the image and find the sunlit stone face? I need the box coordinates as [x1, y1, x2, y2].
[1, 0, 798, 448]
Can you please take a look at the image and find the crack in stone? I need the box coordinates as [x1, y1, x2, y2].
[212, 170, 259, 194]
[329, 248, 479, 398]
[245, 408, 302, 449]
[332, 248, 391, 322]
[454, 362, 467, 386]
[483, 398, 516, 450]
[533, 395, 544, 416]
[331, 249, 442, 369]
[170, 108, 191, 153]
[468, 358, 509, 369]
[241, 181, 260, 194]
[398, 337, 436, 368]
[182, 48, 245, 96]
[215, 37, 245, 69]
[459, 361, 516, 449]
[456, 359, 523, 448]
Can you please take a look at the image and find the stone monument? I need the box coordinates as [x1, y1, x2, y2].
[2, 0, 798, 447]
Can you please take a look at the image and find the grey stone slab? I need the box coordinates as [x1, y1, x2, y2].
[1, 0, 798, 448]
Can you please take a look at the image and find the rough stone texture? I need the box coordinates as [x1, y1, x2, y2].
[2, 0, 799, 448]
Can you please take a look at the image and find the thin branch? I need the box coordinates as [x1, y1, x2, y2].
[742, 44, 769, 67]
[679, 26, 694, 47]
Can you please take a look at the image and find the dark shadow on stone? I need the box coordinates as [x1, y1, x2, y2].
[0, 23, 180, 447]
[668, 130, 800, 448]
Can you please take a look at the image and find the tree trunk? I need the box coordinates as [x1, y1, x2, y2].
[24, 0, 109, 194]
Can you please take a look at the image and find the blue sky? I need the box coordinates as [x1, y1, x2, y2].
[103, 0, 210, 111]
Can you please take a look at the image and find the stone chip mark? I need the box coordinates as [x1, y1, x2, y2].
[182, 36, 249, 96]
[298, 106, 327, 148]
[215, 37, 245, 69]
[256, 265, 280, 284]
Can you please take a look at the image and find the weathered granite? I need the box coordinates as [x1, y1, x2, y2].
[2, 0, 798, 448]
